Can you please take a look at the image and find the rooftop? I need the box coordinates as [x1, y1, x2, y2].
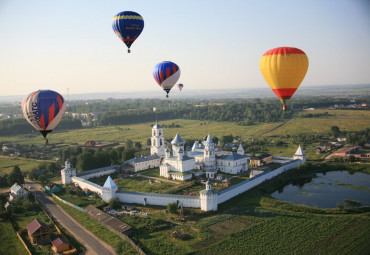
[85, 205, 131, 234]
[103, 176, 117, 189]
[10, 183, 22, 193]
[76, 165, 120, 177]
[51, 237, 69, 247]
[27, 219, 50, 235]
[125, 154, 160, 164]
[217, 152, 247, 160]
[171, 132, 184, 145]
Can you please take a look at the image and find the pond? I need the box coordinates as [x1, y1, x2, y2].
[271, 171, 370, 208]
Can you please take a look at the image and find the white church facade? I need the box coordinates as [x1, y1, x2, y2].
[151, 124, 248, 181]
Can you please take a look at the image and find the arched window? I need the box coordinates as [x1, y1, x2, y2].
[153, 139, 156, 146]
[160, 139, 163, 146]
[159, 130, 161, 135]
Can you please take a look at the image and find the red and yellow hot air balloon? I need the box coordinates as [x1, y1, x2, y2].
[260, 47, 309, 110]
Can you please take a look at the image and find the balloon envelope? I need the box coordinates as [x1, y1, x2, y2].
[22, 90, 67, 140]
[260, 47, 308, 110]
[153, 61, 181, 97]
[112, 11, 144, 52]
[178, 83, 183, 91]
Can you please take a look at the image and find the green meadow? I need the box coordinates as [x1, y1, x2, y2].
[0, 156, 54, 174]
[0, 221, 28, 255]
[1, 109, 369, 148]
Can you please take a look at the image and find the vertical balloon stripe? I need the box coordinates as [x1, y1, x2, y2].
[57, 95, 63, 112]
[159, 71, 164, 83]
[40, 114, 46, 130]
[49, 104, 55, 124]
[166, 67, 170, 79]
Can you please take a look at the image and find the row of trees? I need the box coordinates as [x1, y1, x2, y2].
[58, 144, 139, 172]
[98, 101, 295, 126]
[0, 116, 82, 136]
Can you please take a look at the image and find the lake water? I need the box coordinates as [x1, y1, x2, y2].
[271, 171, 370, 208]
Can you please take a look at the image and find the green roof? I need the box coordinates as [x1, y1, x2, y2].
[168, 171, 192, 176]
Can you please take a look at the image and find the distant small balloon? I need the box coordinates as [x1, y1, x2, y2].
[22, 90, 67, 144]
[177, 83, 184, 91]
[260, 47, 309, 111]
[153, 61, 181, 98]
[112, 11, 144, 53]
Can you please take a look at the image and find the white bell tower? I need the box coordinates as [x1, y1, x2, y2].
[204, 134, 216, 170]
[151, 122, 165, 158]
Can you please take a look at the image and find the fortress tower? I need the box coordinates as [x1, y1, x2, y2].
[200, 180, 218, 211]
[294, 146, 306, 162]
[61, 159, 76, 185]
[101, 176, 118, 202]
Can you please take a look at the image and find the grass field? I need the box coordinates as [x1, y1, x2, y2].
[1, 109, 369, 160]
[0, 221, 28, 255]
[0, 156, 54, 175]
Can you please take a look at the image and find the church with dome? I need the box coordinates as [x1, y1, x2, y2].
[151, 123, 248, 181]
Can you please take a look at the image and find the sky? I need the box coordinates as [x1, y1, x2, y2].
[0, 0, 369, 97]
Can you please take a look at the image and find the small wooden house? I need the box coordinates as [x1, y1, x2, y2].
[27, 219, 51, 245]
[51, 237, 70, 253]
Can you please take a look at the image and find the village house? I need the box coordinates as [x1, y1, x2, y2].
[9, 183, 28, 201]
[51, 237, 71, 253]
[27, 219, 51, 245]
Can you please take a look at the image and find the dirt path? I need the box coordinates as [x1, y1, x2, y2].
[258, 118, 294, 136]
[137, 174, 180, 184]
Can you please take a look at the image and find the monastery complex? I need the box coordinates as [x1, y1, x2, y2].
[61, 123, 306, 211]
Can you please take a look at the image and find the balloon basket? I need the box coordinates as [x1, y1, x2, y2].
[128, 49, 131, 53]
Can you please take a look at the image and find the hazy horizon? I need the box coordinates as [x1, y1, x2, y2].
[1, 84, 369, 103]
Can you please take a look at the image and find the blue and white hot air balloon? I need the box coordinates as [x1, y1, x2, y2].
[153, 61, 181, 98]
[22, 90, 67, 144]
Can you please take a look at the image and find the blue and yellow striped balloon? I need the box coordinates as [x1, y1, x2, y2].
[112, 11, 144, 53]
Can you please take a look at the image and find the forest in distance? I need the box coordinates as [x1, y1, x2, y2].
[0, 96, 369, 137]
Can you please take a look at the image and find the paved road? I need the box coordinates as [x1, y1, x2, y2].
[25, 180, 117, 255]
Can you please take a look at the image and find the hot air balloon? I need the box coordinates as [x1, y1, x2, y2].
[112, 11, 144, 53]
[177, 83, 184, 91]
[260, 47, 309, 111]
[153, 61, 181, 98]
[22, 90, 67, 144]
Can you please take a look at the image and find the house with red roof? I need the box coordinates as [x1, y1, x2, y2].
[51, 237, 70, 253]
[26, 219, 51, 245]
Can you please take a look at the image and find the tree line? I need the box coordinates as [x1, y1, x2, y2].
[0, 116, 82, 136]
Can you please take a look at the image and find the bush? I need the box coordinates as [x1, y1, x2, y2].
[167, 202, 177, 214]
[108, 198, 121, 210]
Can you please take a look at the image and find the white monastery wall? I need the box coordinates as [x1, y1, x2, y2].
[72, 177, 103, 195]
[76, 166, 118, 180]
[116, 191, 201, 208]
[218, 159, 302, 204]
